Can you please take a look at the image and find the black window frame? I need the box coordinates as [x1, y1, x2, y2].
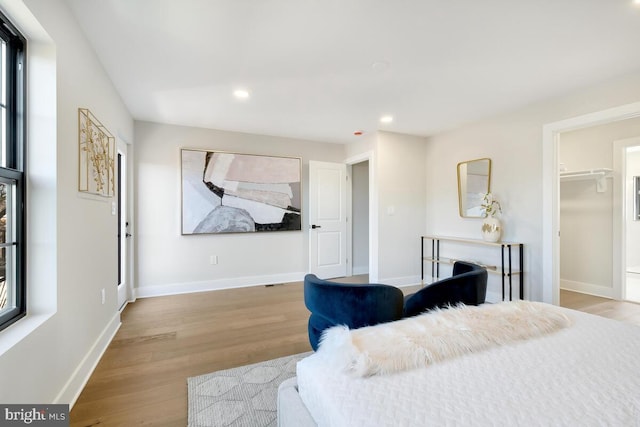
[0, 10, 26, 333]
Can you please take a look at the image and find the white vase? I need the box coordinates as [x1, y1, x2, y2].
[481, 216, 502, 242]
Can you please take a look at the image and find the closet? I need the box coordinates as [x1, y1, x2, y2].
[558, 118, 640, 302]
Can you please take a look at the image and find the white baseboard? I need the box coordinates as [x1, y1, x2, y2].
[55, 312, 121, 408]
[135, 271, 506, 302]
[134, 272, 307, 299]
[560, 279, 614, 299]
[485, 290, 503, 303]
[380, 275, 422, 288]
[352, 266, 369, 275]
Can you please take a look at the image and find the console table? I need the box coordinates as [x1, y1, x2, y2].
[421, 235, 524, 301]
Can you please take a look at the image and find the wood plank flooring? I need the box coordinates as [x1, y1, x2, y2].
[70, 283, 640, 426]
[70, 283, 312, 426]
[560, 289, 640, 326]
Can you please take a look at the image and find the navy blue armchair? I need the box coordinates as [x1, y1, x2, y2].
[304, 274, 405, 351]
[403, 261, 488, 317]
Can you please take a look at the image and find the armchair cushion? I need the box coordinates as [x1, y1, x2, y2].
[403, 261, 488, 318]
[304, 274, 405, 351]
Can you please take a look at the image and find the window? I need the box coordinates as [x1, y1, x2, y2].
[0, 11, 25, 332]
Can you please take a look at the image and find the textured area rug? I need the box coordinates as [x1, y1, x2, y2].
[187, 352, 311, 427]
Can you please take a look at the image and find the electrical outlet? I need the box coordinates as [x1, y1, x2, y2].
[101, 288, 106, 304]
[210, 255, 218, 265]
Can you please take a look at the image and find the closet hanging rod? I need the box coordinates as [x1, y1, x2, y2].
[559, 168, 612, 181]
[559, 168, 612, 193]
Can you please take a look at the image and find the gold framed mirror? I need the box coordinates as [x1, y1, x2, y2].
[457, 158, 491, 218]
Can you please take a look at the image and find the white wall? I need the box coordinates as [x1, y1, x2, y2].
[345, 133, 376, 160]
[559, 118, 640, 297]
[351, 161, 369, 274]
[134, 121, 345, 297]
[0, 0, 133, 404]
[426, 71, 640, 302]
[134, 124, 429, 292]
[375, 131, 427, 285]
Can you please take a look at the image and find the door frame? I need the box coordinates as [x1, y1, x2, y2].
[542, 101, 640, 305]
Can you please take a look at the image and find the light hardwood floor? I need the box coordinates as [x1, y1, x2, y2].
[560, 289, 640, 326]
[69, 283, 640, 426]
[70, 283, 312, 426]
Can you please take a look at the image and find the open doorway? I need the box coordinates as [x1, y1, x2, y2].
[543, 102, 640, 305]
[351, 160, 369, 277]
[554, 118, 640, 307]
[622, 142, 640, 302]
[346, 151, 377, 282]
[307, 153, 377, 282]
[557, 127, 615, 300]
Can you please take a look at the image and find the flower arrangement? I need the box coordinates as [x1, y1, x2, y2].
[481, 192, 502, 217]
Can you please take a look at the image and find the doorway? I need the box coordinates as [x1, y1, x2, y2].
[543, 103, 640, 305]
[351, 160, 369, 276]
[346, 151, 377, 282]
[558, 127, 615, 300]
[558, 126, 640, 303]
[308, 152, 377, 281]
[620, 141, 640, 302]
[542, 102, 640, 305]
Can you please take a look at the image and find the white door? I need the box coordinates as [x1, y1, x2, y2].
[309, 161, 347, 278]
[117, 144, 130, 309]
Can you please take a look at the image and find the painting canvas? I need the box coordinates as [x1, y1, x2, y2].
[78, 108, 115, 197]
[181, 149, 302, 234]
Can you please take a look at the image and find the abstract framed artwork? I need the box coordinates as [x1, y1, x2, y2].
[78, 108, 115, 197]
[181, 149, 302, 234]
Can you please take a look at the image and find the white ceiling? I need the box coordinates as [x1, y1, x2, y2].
[65, 0, 640, 144]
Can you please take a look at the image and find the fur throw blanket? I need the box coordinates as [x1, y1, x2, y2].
[316, 301, 571, 377]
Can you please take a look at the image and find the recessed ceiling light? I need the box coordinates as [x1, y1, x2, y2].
[380, 115, 393, 124]
[635, 0, 640, 4]
[371, 60, 390, 73]
[233, 89, 250, 99]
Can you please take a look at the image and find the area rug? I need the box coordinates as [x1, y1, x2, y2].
[187, 352, 312, 427]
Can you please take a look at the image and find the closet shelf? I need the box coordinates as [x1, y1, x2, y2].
[560, 168, 612, 192]
[560, 168, 612, 181]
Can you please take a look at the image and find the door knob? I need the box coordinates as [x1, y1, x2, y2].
[311, 224, 322, 229]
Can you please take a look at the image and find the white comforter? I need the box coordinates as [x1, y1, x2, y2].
[296, 307, 640, 426]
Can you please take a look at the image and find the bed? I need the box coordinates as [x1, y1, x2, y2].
[277, 302, 640, 426]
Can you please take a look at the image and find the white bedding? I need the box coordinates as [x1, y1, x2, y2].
[296, 306, 640, 426]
